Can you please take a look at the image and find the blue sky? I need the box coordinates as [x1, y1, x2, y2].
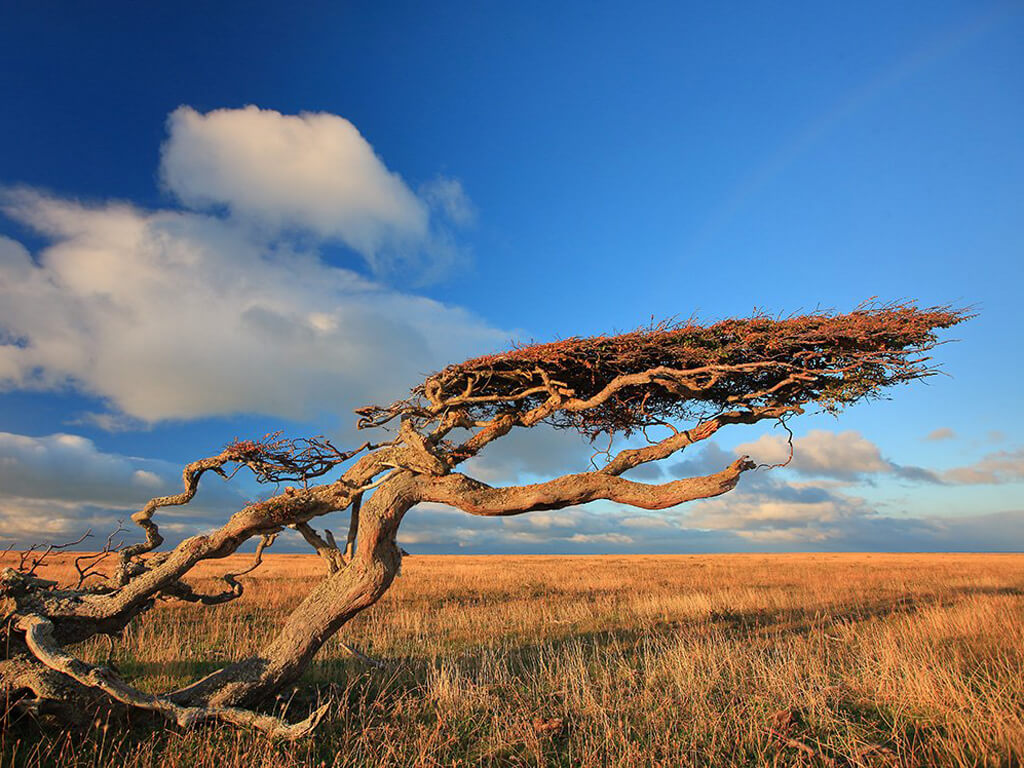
[0, 1, 1021, 553]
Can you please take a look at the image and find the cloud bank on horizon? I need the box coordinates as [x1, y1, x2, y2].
[2, 426, 1021, 553]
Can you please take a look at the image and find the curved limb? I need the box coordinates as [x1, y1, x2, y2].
[294, 523, 346, 573]
[419, 455, 755, 516]
[115, 452, 243, 584]
[599, 405, 800, 476]
[161, 534, 276, 605]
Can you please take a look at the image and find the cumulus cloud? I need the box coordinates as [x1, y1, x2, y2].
[685, 482, 867, 541]
[568, 532, 633, 544]
[734, 428, 949, 484]
[705, 429, 1024, 542]
[0, 105, 499, 425]
[665, 441, 875, 542]
[620, 515, 673, 529]
[671, 443, 870, 542]
[0, 497, 114, 543]
[735, 428, 1024, 489]
[398, 502, 662, 554]
[737, 429, 891, 479]
[160, 106, 434, 266]
[665, 440, 1024, 548]
[942, 447, 1024, 485]
[459, 424, 595, 485]
[0, 193, 503, 423]
[0, 431, 172, 506]
[925, 427, 956, 441]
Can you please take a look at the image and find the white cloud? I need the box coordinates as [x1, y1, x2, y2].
[736, 428, 1024, 487]
[683, 466, 867, 541]
[687, 495, 858, 539]
[0, 106, 500, 425]
[0, 497, 102, 543]
[523, 511, 582, 529]
[925, 427, 956, 441]
[568, 532, 633, 544]
[737, 429, 891, 479]
[459, 424, 594, 484]
[0, 192, 504, 423]
[620, 515, 673, 529]
[160, 106, 430, 266]
[420, 177, 476, 226]
[132, 469, 163, 488]
[0, 431, 169, 507]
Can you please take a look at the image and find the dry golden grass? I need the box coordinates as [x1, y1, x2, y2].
[3, 552, 1023, 767]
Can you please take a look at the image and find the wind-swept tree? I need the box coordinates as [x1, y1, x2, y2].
[1, 302, 966, 736]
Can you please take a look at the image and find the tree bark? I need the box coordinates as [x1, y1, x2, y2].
[175, 472, 417, 708]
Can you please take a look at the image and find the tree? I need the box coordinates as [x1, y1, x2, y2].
[1, 302, 966, 737]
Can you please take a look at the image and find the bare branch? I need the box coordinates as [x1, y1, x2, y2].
[75, 522, 127, 589]
[344, 492, 362, 560]
[755, 415, 796, 471]
[19, 530, 92, 576]
[161, 534, 277, 605]
[294, 523, 345, 573]
[419, 456, 755, 516]
[600, 405, 800, 477]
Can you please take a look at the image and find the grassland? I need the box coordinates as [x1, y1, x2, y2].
[2, 552, 1023, 767]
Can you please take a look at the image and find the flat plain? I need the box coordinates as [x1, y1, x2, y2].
[3, 552, 1023, 767]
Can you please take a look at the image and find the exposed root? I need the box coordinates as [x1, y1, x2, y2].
[17, 614, 329, 739]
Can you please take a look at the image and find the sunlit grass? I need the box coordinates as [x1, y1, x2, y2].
[3, 553, 1022, 766]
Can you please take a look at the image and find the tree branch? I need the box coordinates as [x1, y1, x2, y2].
[344, 492, 362, 560]
[419, 456, 755, 515]
[293, 523, 345, 573]
[161, 534, 276, 605]
[600, 405, 800, 476]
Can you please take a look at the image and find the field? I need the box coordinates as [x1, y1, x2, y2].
[3, 553, 1023, 767]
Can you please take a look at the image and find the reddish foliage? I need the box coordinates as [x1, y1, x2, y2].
[361, 301, 969, 439]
